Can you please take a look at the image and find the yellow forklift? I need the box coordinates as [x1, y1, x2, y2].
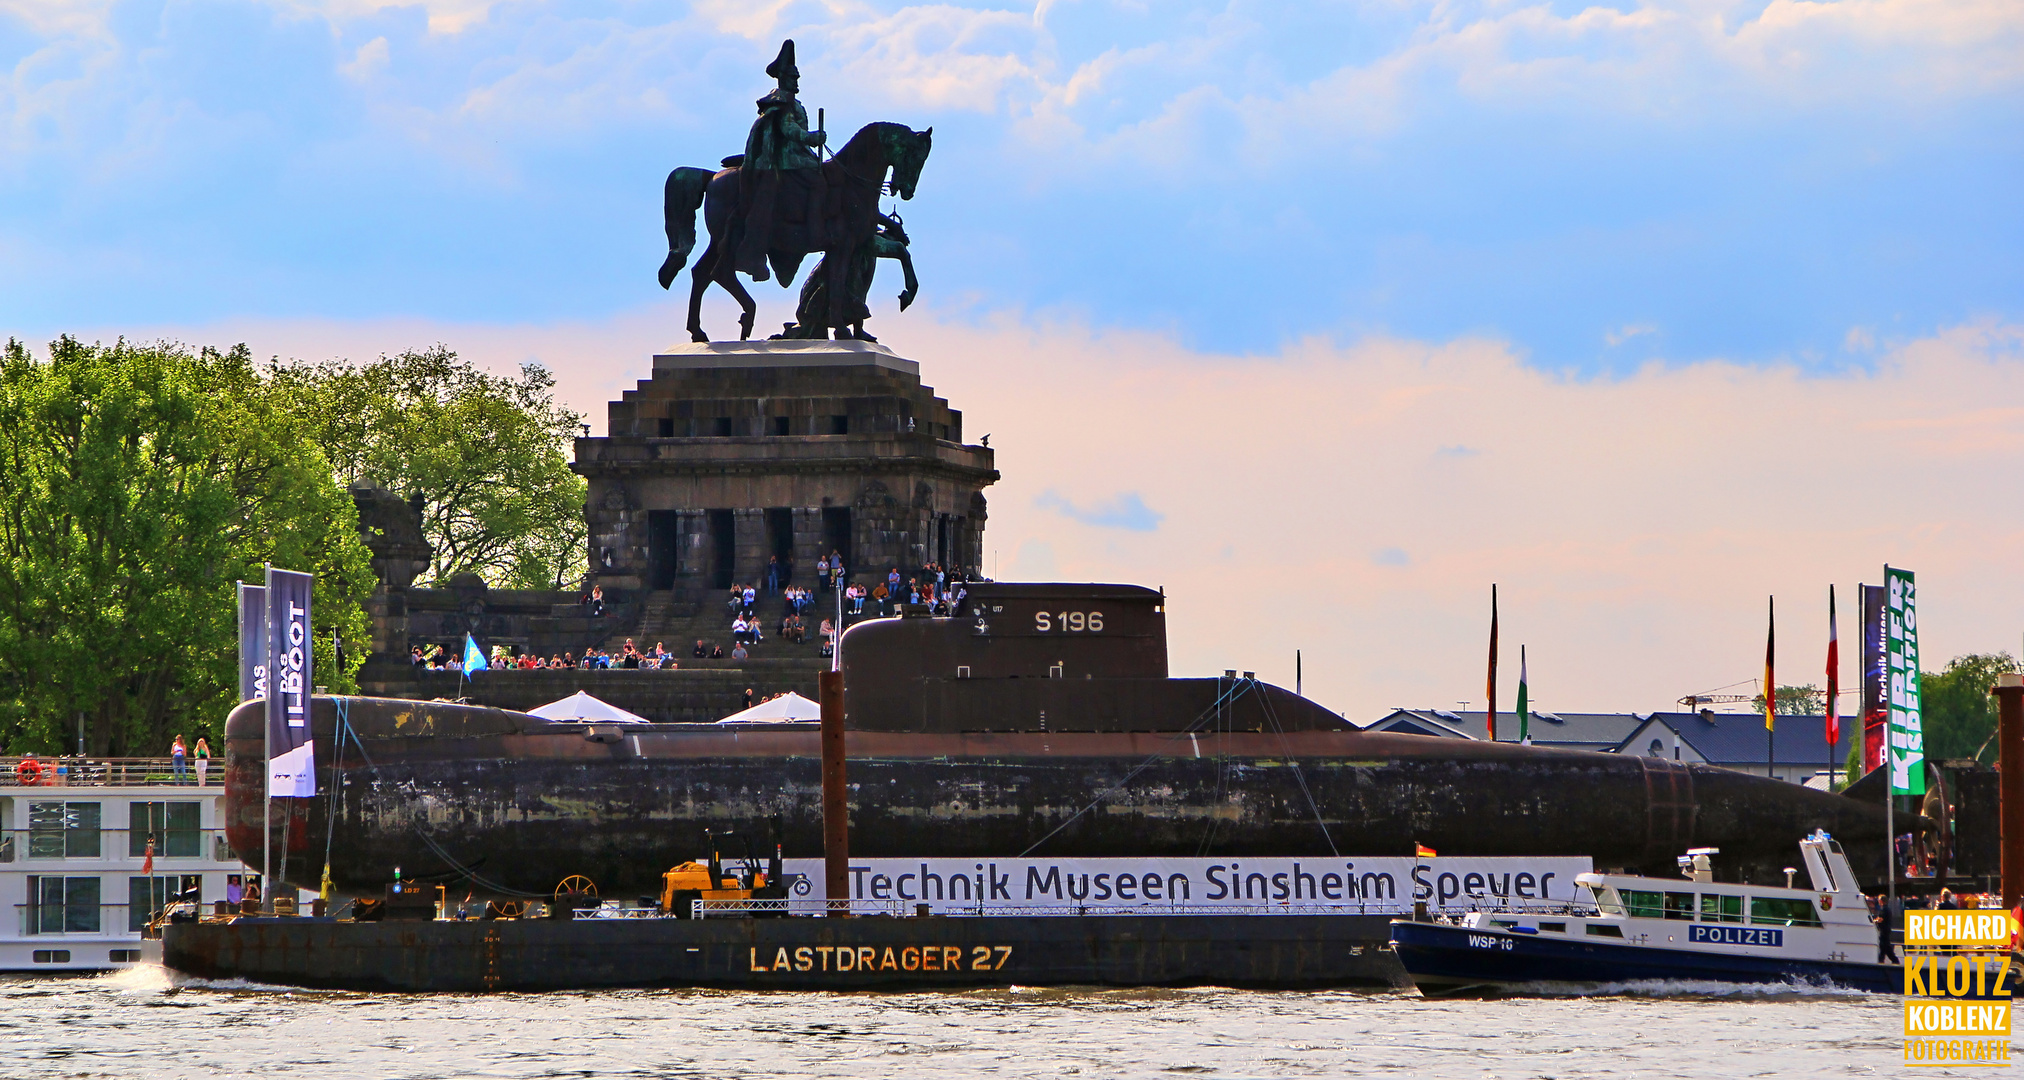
[659, 830, 800, 917]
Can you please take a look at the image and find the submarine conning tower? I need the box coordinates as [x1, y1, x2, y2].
[841, 582, 1354, 734]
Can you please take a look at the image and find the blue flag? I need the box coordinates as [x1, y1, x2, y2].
[464, 634, 487, 673]
[265, 567, 315, 797]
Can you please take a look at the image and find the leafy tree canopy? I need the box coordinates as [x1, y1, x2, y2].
[0, 337, 373, 755]
[1751, 683, 1824, 715]
[1921, 652, 2019, 764]
[1839, 652, 2018, 781]
[270, 346, 586, 590]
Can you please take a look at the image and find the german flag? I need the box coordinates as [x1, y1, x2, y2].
[1415, 844, 1437, 858]
[1764, 596, 1776, 732]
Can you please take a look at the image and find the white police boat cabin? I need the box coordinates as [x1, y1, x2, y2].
[1389, 832, 1896, 994]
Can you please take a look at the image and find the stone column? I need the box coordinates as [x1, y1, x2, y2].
[909, 509, 932, 572]
[733, 508, 766, 587]
[792, 508, 823, 585]
[676, 509, 707, 590]
[589, 483, 643, 588]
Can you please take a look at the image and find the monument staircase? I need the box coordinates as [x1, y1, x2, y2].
[617, 584, 854, 668]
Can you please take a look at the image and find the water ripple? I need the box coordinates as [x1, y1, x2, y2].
[0, 969, 1947, 1079]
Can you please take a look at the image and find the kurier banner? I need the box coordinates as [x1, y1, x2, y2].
[1885, 565, 1925, 797]
[265, 567, 317, 797]
[237, 582, 267, 703]
[784, 856, 1594, 915]
[1861, 583, 1887, 774]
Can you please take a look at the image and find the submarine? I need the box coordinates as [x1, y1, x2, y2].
[224, 582, 1900, 899]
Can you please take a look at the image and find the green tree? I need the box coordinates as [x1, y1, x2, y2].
[272, 346, 586, 588]
[0, 338, 373, 756]
[1751, 683, 1824, 715]
[1920, 652, 2019, 763]
[1838, 651, 2020, 781]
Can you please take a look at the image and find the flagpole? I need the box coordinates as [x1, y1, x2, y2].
[1487, 585, 1499, 742]
[1765, 595, 1776, 783]
[1886, 568, 1895, 908]
[1826, 585, 1839, 788]
[261, 563, 272, 913]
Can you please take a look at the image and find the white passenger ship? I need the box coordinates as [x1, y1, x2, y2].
[1390, 832, 1902, 994]
[3, 756, 251, 972]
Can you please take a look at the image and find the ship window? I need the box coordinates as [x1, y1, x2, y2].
[1664, 892, 1696, 920]
[1701, 894, 1744, 923]
[656, 418, 674, 438]
[828, 415, 849, 435]
[29, 802, 100, 858]
[28, 875, 101, 934]
[712, 417, 735, 437]
[1749, 896, 1822, 927]
[32, 950, 71, 963]
[1620, 889, 1663, 919]
[128, 876, 184, 932]
[129, 802, 200, 858]
[1539, 922, 1567, 933]
[771, 416, 792, 436]
[109, 949, 142, 963]
[1586, 924, 1624, 938]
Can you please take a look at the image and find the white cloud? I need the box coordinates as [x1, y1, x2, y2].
[341, 36, 391, 81]
[1606, 323, 1657, 346]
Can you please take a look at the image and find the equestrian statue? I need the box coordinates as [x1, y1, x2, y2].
[657, 40, 932, 342]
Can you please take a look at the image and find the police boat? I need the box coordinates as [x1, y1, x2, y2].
[1390, 831, 1900, 994]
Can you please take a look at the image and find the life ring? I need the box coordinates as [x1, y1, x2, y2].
[14, 758, 42, 785]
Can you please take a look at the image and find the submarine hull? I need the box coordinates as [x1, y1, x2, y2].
[227, 585, 1891, 898]
[224, 698, 1886, 899]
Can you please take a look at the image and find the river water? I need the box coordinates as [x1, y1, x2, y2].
[0, 967, 1967, 1078]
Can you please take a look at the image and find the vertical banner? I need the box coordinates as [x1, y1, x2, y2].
[237, 583, 267, 703]
[1861, 583, 1888, 774]
[265, 567, 317, 797]
[1885, 566, 1925, 796]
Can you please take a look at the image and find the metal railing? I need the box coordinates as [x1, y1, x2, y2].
[3, 757, 220, 788]
[690, 897, 1600, 919]
[0, 828, 235, 864]
[13, 903, 162, 937]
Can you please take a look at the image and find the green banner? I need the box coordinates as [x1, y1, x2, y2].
[1885, 565, 1925, 796]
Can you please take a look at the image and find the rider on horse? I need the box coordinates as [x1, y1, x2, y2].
[736, 40, 827, 281]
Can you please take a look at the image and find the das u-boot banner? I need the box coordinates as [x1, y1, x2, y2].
[265, 566, 317, 797]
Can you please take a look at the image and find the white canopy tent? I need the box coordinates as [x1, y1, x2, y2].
[715, 691, 822, 724]
[527, 691, 651, 724]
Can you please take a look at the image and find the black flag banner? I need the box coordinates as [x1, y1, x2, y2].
[237, 582, 267, 703]
[1860, 583, 1886, 775]
[265, 567, 316, 797]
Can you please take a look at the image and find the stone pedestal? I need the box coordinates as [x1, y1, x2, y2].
[577, 341, 997, 592]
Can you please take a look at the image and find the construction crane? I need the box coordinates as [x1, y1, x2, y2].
[1678, 692, 1754, 709]
[1678, 678, 1760, 711]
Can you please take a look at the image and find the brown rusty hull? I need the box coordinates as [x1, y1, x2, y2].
[225, 697, 1886, 898]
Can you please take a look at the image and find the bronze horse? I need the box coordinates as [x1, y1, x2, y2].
[658, 122, 932, 342]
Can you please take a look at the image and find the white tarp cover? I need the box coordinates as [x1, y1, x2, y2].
[716, 691, 822, 724]
[527, 691, 651, 724]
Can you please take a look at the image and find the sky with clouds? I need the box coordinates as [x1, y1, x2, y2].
[3, 0, 2021, 718]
